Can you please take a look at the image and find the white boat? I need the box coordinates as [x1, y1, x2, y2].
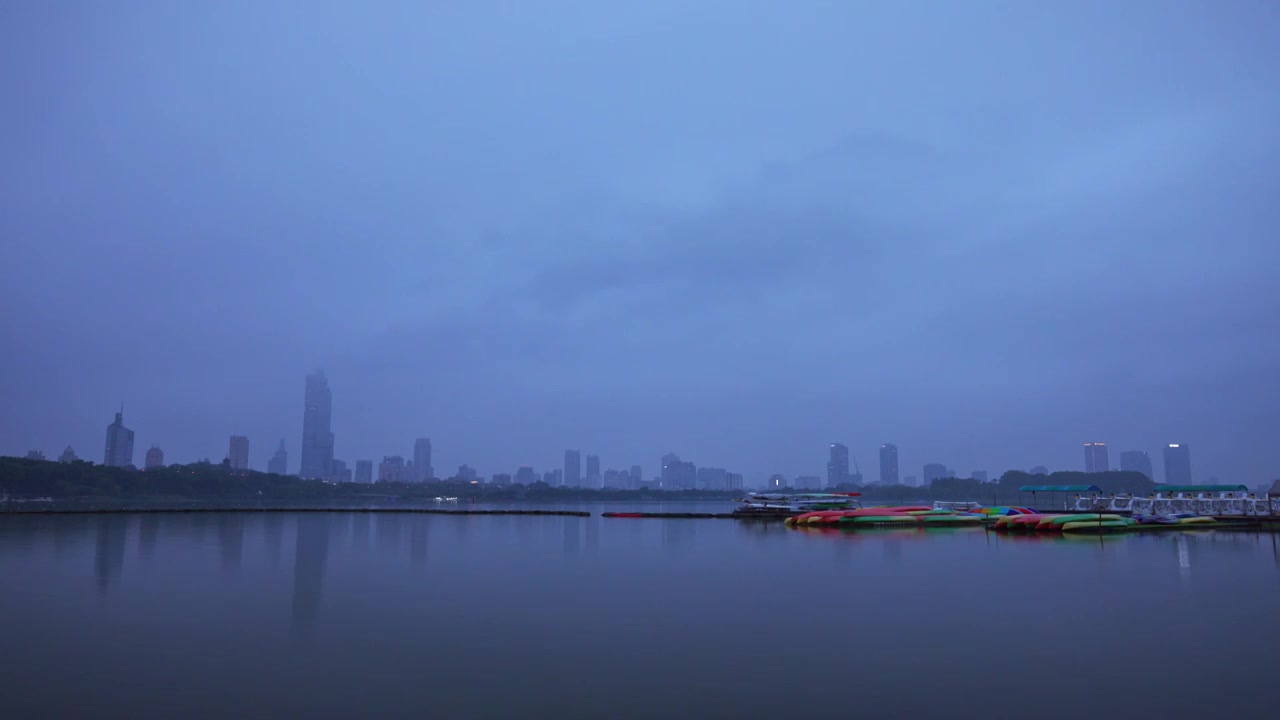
[733, 492, 862, 517]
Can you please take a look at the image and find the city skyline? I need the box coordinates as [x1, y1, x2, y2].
[16, 396, 1239, 488]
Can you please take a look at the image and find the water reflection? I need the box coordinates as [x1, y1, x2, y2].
[263, 513, 284, 567]
[562, 516, 580, 557]
[409, 517, 429, 567]
[216, 514, 244, 574]
[138, 514, 159, 561]
[350, 513, 370, 552]
[376, 513, 402, 558]
[661, 519, 696, 551]
[291, 514, 329, 643]
[1176, 535, 1191, 583]
[93, 517, 128, 596]
[584, 516, 599, 554]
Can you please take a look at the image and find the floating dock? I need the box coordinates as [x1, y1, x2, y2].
[3, 507, 592, 517]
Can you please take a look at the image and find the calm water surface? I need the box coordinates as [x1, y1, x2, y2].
[1, 508, 1277, 719]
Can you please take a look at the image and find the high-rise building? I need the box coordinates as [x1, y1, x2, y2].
[144, 446, 164, 469]
[661, 453, 696, 490]
[1083, 442, 1109, 473]
[413, 438, 433, 482]
[58, 446, 79, 463]
[827, 443, 850, 487]
[457, 465, 478, 482]
[1163, 444, 1192, 485]
[971, 470, 988, 482]
[795, 475, 822, 489]
[1119, 450, 1154, 480]
[515, 466, 537, 485]
[629, 465, 642, 489]
[268, 440, 288, 475]
[491, 473, 512, 487]
[378, 456, 405, 483]
[331, 459, 351, 483]
[903, 475, 918, 487]
[767, 474, 787, 490]
[698, 467, 728, 490]
[25, 450, 46, 460]
[355, 460, 373, 484]
[586, 455, 601, 488]
[1029, 465, 1049, 476]
[228, 435, 249, 470]
[300, 372, 335, 479]
[564, 450, 581, 487]
[103, 406, 135, 468]
[542, 470, 559, 485]
[725, 472, 744, 491]
[879, 444, 899, 485]
[923, 463, 947, 486]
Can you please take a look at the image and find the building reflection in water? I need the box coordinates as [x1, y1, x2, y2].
[562, 517, 581, 557]
[138, 514, 159, 561]
[94, 516, 128, 596]
[376, 513, 403, 558]
[584, 515, 600, 555]
[1176, 535, 1191, 583]
[409, 516, 429, 568]
[661, 519, 695, 552]
[263, 513, 284, 567]
[291, 514, 330, 643]
[351, 513, 370, 553]
[217, 514, 244, 574]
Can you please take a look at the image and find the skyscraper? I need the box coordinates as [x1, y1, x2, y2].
[1163, 443, 1192, 485]
[228, 435, 249, 470]
[564, 450, 581, 487]
[698, 467, 729, 490]
[879, 444, 899, 485]
[923, 463, 947, 486]
[827, 443, 850, 487]
[331, 459, 351, 483]
[1119, 450, 1154, 480]
[515, 466, 537, 485]
[354, 460, 373, 484]
[1083, 442, 1109, 473]
[268, 440, 288, 475]
[586, 455, 601, 487]
[413, 438, 433, 482]
[378, 456, 405, 482]
[145, 446, 164, 469]
[661, 453, 696, 489]
[103, 407, 135, 468]
[299, 372, 334, 479]
[630, 465, 642, 489]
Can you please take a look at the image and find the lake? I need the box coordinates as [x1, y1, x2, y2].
[1, 507, 1277, 719]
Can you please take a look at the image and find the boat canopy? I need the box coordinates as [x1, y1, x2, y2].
[1155, 484, 1248, 493]
[1019, 485, 1101, 493]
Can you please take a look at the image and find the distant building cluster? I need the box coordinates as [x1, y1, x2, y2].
[16, 371, 1227, 492]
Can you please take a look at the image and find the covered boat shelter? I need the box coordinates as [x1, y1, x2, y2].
[1019, 485, 1101, 511]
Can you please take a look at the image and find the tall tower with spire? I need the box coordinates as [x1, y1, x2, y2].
[104, 405, 135, 467]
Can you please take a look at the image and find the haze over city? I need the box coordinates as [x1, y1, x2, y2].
[3, 2, 1279, 484]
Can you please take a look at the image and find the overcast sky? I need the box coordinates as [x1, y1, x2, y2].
[3, 1, 1278, 484]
